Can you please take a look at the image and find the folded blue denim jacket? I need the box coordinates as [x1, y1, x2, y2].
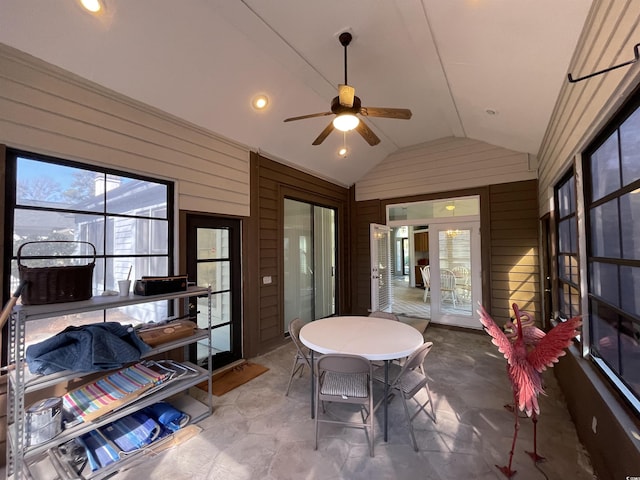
[26, 322, 151, 375]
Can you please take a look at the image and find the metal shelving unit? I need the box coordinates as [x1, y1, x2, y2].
[7, 286, 212, 480]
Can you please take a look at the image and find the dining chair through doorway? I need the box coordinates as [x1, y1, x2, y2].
[440, 269, 458, 307]
[373, 341, 436, 451]
[285, 318, 312, 396]
[315, 353, 375, 456]
[420, 266, 431, 302]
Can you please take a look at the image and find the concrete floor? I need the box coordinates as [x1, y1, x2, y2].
[115, 325, 597, 480]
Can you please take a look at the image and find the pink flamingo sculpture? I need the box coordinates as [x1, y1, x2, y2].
[478, 302, 581, 478]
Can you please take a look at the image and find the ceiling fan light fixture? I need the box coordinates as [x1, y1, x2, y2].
[80, 0, 103, 13]
[333, 114, 359, 132]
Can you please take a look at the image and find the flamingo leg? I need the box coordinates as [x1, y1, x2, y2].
[526, 411, 546, 463]
[497, 391, 519, 478]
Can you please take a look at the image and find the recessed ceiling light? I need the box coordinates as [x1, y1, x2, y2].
[80, 0, 103, 13]
[252, 94, 269, 111]
[338, 147, 348, 157]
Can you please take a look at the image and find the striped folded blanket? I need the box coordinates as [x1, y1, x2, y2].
[62, 363, 168, 422]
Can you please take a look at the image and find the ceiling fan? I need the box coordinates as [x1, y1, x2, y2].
[284, 32, 412, 146]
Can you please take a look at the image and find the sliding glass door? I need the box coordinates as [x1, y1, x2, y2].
[284, 199, 336, 331]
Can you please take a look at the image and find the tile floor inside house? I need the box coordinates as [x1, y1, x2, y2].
[111, 324, 596, 480]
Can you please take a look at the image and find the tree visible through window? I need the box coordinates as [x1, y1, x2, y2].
[4, 150, 174, 348]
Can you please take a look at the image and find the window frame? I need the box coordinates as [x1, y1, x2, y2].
[3, 148, 176, 366]
[554, 169, 581, 321]
[582, 87, 640, 413]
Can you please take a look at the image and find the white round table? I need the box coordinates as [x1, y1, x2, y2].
[300, 316, 424, 361]
[299, 316, 424, 441]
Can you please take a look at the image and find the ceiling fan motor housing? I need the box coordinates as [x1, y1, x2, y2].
[331, 95, 361, 115]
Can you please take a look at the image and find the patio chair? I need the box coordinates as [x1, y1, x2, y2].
[440, 269, 458, 307]
[373, 342, 436, 451]
[451, 265, 470, 284]
[315, 353, 374, 456]
[420, 266, 430, 302]
[285, 318, 312, 396]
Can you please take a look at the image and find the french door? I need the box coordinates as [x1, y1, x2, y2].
[370, 223, 392, 313]
[428, 222, 481, 328]
[186, 214, 242, 369]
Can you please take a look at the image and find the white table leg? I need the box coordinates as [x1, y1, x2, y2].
[384, 359, 389, 442]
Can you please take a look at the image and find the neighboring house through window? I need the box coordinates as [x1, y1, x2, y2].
[3, 149, 174, 350]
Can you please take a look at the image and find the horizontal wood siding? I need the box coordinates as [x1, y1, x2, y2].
[489, 180, 540, 323]
[0, 43, 250, 216]
[250, 154, 350, 354]
[350, 194, 383, 316]
[356, 137, 536, 201]
[538, 0, 640, 215]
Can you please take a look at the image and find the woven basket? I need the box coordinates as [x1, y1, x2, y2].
[18, 241, 96, 305]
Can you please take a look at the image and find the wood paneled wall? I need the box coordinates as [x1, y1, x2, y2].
[244, 153, 350, 356]
[488, 180, 540, 321]
[349, 192, 382, 316]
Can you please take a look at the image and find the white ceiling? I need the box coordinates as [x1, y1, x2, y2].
[0, 0, 593, 187]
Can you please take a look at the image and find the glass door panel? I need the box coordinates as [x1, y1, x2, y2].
[430, 222, 480, 328]
[187, 215, 241, 369]
[284, 199, 336, 331]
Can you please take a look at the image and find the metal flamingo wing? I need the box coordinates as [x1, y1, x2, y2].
[509, 351, 544, 416]
[527, 317, 582, 372]
[478, 304, 545, 416]
[478, 304, 514, 362]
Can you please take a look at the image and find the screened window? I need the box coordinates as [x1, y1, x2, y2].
[555, 172, 580, 319]
[584, 95, 640, 409]
[5, 150, 174, 347]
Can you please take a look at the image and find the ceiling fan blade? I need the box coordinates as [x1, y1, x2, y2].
[338, 84, 355, 107]
[312, 121, 335, 145]
[284, 112, 333, 122]
[355, 119, 381, 146]
[359, 107, 412, 120]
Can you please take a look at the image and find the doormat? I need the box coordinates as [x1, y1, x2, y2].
[197, 361, 269, 396]
[398, 316, 430, 335]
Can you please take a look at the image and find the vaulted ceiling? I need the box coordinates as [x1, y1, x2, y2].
[1, 0, 593, 186]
